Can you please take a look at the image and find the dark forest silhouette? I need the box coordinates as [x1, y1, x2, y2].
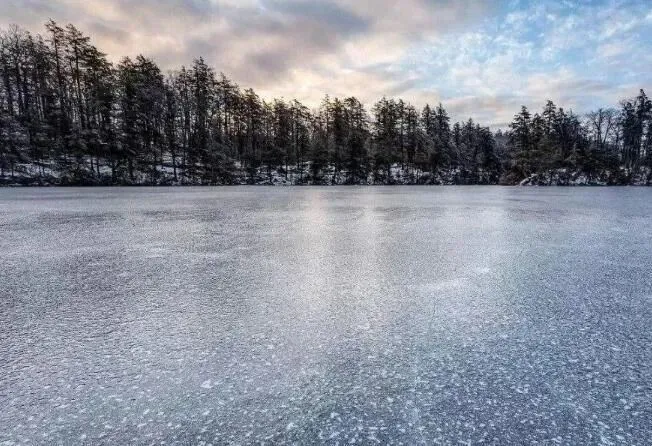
[1, 22, 650, 185]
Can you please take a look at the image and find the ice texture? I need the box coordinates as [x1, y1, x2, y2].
[0, 187, 651, 444]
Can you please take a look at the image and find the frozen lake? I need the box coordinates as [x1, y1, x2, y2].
[1, 187, 651, 444]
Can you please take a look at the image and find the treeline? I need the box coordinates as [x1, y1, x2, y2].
[507, 93, 652, 185]
[0, 22, 650, 186]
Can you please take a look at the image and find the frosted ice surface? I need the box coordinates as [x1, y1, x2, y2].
[0, 187, 651, 444]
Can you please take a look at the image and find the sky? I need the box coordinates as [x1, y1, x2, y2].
[1, 0, 651, 128]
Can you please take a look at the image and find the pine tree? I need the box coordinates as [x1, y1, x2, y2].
[509, 106, 532, 177]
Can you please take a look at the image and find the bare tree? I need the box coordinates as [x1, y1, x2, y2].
[587, 108, 617, 153]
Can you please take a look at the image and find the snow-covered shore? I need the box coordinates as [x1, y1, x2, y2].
[518, 167, 652, 186]
[2, 161, 650, 186]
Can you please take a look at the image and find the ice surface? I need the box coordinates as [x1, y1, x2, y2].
[0, 187, 651, 444]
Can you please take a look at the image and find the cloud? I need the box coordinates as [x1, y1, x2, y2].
[1, 0, 650, 127]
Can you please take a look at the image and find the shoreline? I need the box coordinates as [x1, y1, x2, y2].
[3, 165, 650, 187]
